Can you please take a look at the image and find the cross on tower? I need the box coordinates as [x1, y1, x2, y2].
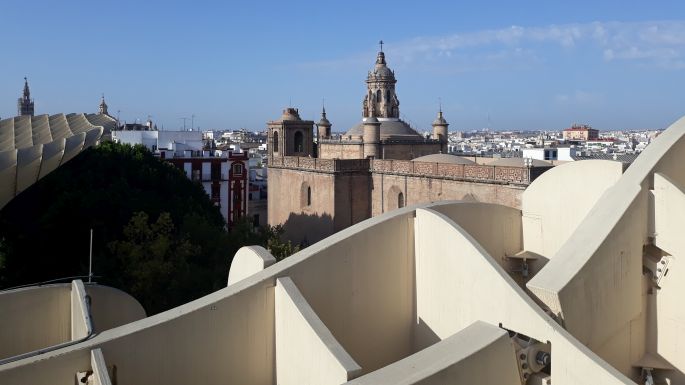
[379, 40, 384, 52]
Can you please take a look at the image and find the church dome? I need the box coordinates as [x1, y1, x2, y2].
[368, 51, 395, 79]
[371, 65, 394, 78]
[345, 118, 422, 140]
[432, 110, 448, 126]
[413, 154, 475, 164]
[317, 107, 331, 127]
[318, 116, 331, 126]
[489, 158, 552, 167]
[279, 108, 301, 121]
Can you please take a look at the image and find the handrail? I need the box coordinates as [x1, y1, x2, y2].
[0, 275, 100, 293]
[0, 279, 97, 366]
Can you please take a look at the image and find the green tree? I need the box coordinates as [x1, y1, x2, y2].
[108, 212, 200, 313]
[0, 141, 301, 314]
[0, 142, 230, 313]
[262, 224, 299, 261]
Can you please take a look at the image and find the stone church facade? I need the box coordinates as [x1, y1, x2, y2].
[268, 47, 545, 244]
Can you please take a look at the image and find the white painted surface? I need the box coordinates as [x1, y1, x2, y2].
[522, 160, 624, 258]
[227, 246, 276, 286]
[70, 280, 92, 340]
[346, 321, 519, 385]
[275, 277, 361, 384]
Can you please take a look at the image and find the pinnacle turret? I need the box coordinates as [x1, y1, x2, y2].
[99, 94, 109, 115]
[17, 77, 34, 116]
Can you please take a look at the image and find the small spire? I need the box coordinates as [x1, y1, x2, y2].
[99, 93, 109, 115]
[318, 98, 331, 128]
[376, 40, 386, 65]
[23, 77, 30, 98]
[433, 105, 448, 126]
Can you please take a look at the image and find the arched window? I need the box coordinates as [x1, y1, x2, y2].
[398, 192, 404, 208]
[273, 131, 279, 153]
[376, 89, 382, 104]
[307, 186, 312, 206]
[385, 90, 391, 102]
[294, 131, 304, 153]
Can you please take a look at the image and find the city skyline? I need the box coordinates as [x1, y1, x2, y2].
[1, 1, 685, 131]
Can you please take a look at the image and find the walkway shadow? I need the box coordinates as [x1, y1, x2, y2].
[282, 212, 334, 246]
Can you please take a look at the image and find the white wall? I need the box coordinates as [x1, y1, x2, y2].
[522, 160, 624, 259]
[346, 321, 520, 385]
[113, 131, 158, 149]
[413, 208, 632, 385]
[0, 283, 144, 361]
[0, 284, 71, 359]
[651, 172, 685, 378]
[227, 247, 276, 286]
[275, 277, 361, 384]
[527, 116, 685, 381]
[70, 280, 92, 340]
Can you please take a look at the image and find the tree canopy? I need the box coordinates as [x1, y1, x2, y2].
[0, 142, 293, 314]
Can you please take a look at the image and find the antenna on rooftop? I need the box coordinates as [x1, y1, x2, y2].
[179, 117, 189, 130]
[88, 229, 93, 283]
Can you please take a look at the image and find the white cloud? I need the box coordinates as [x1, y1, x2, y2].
[555, 90, 604, 105]
[389, 21, 685, 66]
[303, 21, 685, 72]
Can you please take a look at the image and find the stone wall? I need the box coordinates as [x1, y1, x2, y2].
[318, 142, 364, 160]
[370, 173, 525, 217]
[269, 156, 369, 173]
[269, 156, 537, 243]
[318, 142, 442, 160]
[268, 167, 337, 244]
[371, 159, 534, 184]
[380, 142, 442, 160]
[268, 163, 371, 245]
[333, 172, 371, 234]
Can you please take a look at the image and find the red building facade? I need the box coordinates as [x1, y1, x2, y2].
[164, 150, 248, 228]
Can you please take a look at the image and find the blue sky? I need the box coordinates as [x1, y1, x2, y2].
[1, 0, 685, 131]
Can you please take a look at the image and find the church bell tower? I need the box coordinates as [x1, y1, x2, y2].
[17, 77, 35, 116]
[362, 41, 400, 119]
